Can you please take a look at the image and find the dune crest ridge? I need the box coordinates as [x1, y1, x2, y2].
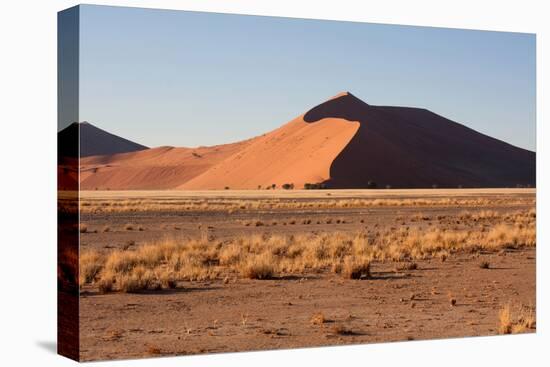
[70, 91, 535, 190]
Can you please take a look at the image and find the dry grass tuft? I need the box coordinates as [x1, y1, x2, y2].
[124, 223, 134, 231]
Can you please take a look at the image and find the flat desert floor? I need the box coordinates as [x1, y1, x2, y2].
[76, 189, 536, 361]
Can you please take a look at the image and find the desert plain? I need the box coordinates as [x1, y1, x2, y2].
[75, 188, 536, 361]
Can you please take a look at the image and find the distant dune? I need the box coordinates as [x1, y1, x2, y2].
[70, 92, 535, 190]
[59, 122, 148, 158]
[80, 141, 252, 190]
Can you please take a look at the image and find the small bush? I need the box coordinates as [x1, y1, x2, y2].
[479, 261, 490, 269]
[124, 223, 134, 231]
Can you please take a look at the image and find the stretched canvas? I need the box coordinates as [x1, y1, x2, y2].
[58, 4, 536, 361]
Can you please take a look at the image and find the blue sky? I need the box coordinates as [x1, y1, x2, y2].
[77, 5, 536, 151]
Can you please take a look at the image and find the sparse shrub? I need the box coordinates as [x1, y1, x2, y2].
[282, 183, 294, 190]
[117, 269, 158, 293]
[241, 254, 276, 279]
[124, 223, 134, 231]
[342, 257, 371, 279]
[479, 261, 490, 269]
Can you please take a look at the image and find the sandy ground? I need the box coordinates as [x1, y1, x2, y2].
[78, 189, 536, 361]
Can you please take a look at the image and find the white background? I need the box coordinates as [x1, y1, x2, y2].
[0, 0, 547, 366]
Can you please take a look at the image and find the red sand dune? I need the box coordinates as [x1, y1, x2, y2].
[68, 92, 535, 190]
[180, 114, 359, 190]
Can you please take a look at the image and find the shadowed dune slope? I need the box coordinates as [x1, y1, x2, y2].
[303, 92, 535, 188]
